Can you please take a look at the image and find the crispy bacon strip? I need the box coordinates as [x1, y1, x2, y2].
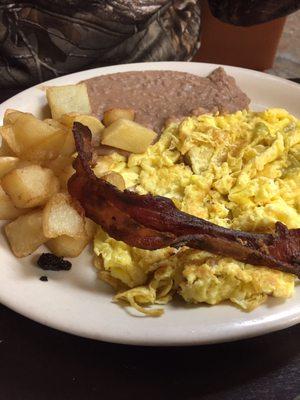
[68, 122, 300, 277]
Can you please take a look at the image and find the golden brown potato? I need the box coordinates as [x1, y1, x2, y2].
[59, 112, 79, 127]
[2, 165, 59, 208]
[60, 113, 102, 130]
[58, 163, 75, 191]
[43, 193, 85, 239]
[46, 218, 97, 257]
[45, 155, 73, 176]
[5, 210, 47, 257]
[0, 138, 16, 156]
[0, 157, 20, 179]
[43, 118, 66, 130]
[59, 130, 75, 156]
[0, 185, 26, 220]
[46, 234, 89, 258]
[60, 113, 104, 146]
[0, 125, 21, 155]
[74, 115, 104, 146]
[103, 108, 135, 127]
[101, 172, 125, 191]
[25, 130, 68, 164]
[42, 119, 74, 159]
[84, 218, 97, 238]
[93, 155, 115, 177]
[13, 113, 61, 151]
[101, 119, 157, 153]
[1, 113, 66, 161]
[3, 109, 26, 125]
[46, 84, 91, 120]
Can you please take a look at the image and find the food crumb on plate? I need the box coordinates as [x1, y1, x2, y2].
[37, 253, 72, 271]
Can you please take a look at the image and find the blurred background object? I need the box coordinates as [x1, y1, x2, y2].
[194, 0, 286, 71]
[0, 0, 201, 88]
[268, 9, 300, 78]
[196, 0, 300, 76]
[0, 0, 300, 88]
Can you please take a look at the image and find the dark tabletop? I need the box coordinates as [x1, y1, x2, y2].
[1, 86, 300, 400]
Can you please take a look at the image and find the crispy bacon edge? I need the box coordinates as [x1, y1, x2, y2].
[68, 122, 300, 277]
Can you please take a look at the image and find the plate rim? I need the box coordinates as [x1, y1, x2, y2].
[2, 61, 300, 114]
[0, 61, 299, 346]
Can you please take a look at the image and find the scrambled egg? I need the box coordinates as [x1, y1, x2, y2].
[94, 108, 300, 315]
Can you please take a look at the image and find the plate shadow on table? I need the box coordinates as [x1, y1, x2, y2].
[0, 227, 299, 399]
[0, 303, 299, 400]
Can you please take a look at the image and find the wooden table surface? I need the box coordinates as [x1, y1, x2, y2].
[0, 87, 299, 400]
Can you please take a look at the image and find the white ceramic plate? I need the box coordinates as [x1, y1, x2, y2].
[0, 62, 299, 346]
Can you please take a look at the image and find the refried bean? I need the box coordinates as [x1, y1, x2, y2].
[84, 67, 250, 132]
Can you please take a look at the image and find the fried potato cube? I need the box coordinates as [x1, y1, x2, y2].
[0, 157, 20, 179]
[5, 210, 47, 257]
[60, 113, 104, 146]
[46, 84, 91, 120]
[103, 108, 135, 127]
[59, 113, 96, 130]
[25, 130, 67, 163]
[101, 172, 125, 191]
[45, 155, 73, 176]
[1, 110, 71, 162]
[59, 112, 79, 127]
[0, 125, 21, 155]
[14, 113, 61, 151]
[46, 218, 97, 257]
[0, 185, 25, 220]
[42, 119, 75, 157]
[43, 193, 85, 239]
[2, 112, 71, 162]
[60, 130, 75, 156]
[58, 163, 75, 191]
[101, 119, 157, 153]
[74, 115, 104, 146]
[43, 118, 66, 130]
[46, 235, 88, 258]
[2, 165, 59, 208]
[1, 113, 66, 160]
[93, 155, 115, 177]
[45, 154, 75, 191]
[3, 109, 25, 125]
[0, 138, 16, 156]
[84, 218, 97, 237]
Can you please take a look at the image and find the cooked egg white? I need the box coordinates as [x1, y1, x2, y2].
[94, 108, 299, 315]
